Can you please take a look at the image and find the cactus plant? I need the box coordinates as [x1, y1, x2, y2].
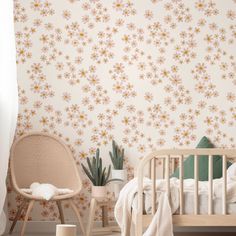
[109, 140, 124, 170]
[81, 148, 120, 186]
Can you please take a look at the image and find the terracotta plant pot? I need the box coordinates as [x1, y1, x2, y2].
[56, 224, 76, 236]
[91, 186, 107, 198]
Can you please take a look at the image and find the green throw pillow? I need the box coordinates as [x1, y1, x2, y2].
[171, 136, 232, 181]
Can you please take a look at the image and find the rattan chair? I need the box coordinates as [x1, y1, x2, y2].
[9, 132, 85, 236]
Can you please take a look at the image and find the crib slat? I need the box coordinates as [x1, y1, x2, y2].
[208, 155, 213, 215]
[179, 155, 184, 215]
[163, 158, 165, 179]
[137, 161, 144, 234]
[222, 155, 227, 215]
[151, 158, 156, 215]
[148, 161, 151, 179]
[171, 158, 175, 175]
[194, 155, 198, 215]
[165, 155, 170, 197]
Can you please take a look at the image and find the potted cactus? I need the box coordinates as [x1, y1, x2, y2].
[81, 148, 120, 198]
[109, 140, 126, 197]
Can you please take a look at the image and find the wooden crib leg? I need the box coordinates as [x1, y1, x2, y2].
[135, 214, 143, 236]
[136, 224, 142, 236]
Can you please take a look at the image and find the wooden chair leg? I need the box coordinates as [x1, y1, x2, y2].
[56, 201, 65, 224]
[69, 199, 85, 236]
[86, 198, 97, 236]
[20, 200, 34, 236]
[9, 200, 27, 234]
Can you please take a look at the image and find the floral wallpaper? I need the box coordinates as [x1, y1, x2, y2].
[8, 0, 236, 223]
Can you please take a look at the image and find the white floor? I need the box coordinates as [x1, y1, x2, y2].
[6, 223, 236, 236]
[7, 234, 120, 236]
[13, 230, 225, 236]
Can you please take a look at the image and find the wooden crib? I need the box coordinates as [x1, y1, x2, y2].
[132, 149, 236, 236]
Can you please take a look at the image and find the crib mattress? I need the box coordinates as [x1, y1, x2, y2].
[132, 191, 236, 215]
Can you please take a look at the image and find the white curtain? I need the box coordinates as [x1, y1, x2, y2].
[0, 0, 18, 234]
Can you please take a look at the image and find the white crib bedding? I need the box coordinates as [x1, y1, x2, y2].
[178, 192, 236, 215]
[132, 190, 236, 215]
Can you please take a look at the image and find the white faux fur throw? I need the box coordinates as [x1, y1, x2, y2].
[21, 182, 73, 200]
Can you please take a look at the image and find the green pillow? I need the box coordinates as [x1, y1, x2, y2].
[171, 136, 232, 181]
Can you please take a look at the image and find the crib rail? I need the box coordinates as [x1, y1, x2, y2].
[137, 149, 236, 232]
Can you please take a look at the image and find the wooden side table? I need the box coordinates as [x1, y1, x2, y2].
[86, 198, 120, 236]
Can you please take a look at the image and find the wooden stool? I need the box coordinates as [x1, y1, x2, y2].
[86, 198, 120, 236]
